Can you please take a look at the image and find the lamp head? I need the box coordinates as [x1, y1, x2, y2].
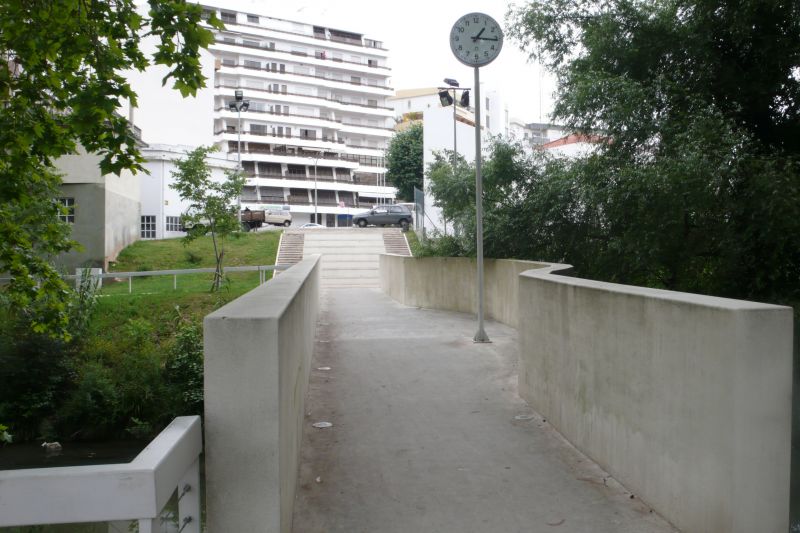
[459, 90, 470, 108]
[438, 90, 454, 107]
[228, 101, 237, 111]
[240, 100, 250, 112]
[235, 89, 244, 101]
[443, 78, 459, 87]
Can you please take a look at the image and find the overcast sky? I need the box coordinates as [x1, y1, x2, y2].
[201, 0, 557, 123]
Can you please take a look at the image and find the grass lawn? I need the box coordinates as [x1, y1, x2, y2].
[93, 231, 282, 333]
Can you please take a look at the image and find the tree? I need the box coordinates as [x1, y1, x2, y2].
[0, 1, 223, 338]
[170, 146, 245, 292]
[386, 122, 423, 201]
[501, 0, 800, 302]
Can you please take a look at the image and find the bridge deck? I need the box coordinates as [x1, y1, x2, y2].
[293, 288, 678, 533]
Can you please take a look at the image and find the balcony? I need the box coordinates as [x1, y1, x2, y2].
[233, 60, 393, 92]
[210, 17, 388, 52]
[216, 128, 346, 148]
[214, 37, 390, 71]
[228, 144, 379, 169]
[215, 107, 345, 126]
[214, 82, 395, 115]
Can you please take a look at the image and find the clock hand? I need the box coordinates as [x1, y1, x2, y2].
[471, 27, 485, 42]
[476, 37, 499, 41]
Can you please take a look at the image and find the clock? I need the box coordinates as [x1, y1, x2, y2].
[449, 12, 504, 67]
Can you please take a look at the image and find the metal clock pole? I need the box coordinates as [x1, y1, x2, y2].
[473, 67, 489, 343]
[449, 12, 502, 343]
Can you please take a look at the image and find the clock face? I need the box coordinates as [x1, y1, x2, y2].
[449, 12, 504, 67]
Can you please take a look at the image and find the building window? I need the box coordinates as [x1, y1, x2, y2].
[486, 97, 490, 110]
[166, 216, 183, 232]
[220, 11, 236, 23]
[58, 197, 75, 224]
[243, 39, 259, 48]
[247, 14, 259, 23]
[486, 115, 491, 129]
[141, 216, 156, 239]
[368, 59, 378, 68]
[243, 59, 260, 69]
[367, 99, 377, 108]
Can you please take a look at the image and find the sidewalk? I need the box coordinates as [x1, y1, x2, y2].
[293, 288, 678, 533]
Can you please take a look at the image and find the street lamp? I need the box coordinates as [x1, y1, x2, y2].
[439, 78, 470, 169]
[228, 89, 250, 221]
[313, 153, 319, 225]
[438, 78, 470, 235]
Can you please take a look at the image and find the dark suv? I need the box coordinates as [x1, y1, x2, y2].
[353, 205, 413, 230]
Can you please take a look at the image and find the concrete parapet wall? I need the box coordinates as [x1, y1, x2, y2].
[519, 264, 793, 533]
[379, 255, 547, 327]
[204, 255, 320, 533]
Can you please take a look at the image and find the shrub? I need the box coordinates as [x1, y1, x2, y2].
[165, 318, 204, 417]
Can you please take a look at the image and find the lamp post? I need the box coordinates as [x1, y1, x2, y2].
[438, 80, 470, 235]
[228, 90, 250, 222]
[313, 153, 319, 225]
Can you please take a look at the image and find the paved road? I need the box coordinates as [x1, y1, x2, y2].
[293, 288, 678, 533]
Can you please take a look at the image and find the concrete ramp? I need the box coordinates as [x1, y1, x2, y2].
[299, 228, 408, 289]
[293, 289, 679, 533]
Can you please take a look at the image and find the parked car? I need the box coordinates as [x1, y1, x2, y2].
[265, 209, 292, 227]
[299, 222, 325, 229]
[352, 205, 412, 230]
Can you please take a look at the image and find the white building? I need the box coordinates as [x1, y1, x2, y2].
[140, 144, 238, 241]
[197, 5, 396, 227]
[389, 87, 507, 234]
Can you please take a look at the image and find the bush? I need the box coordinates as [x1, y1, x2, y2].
[414, 231, 471, 258]
[1, 290, 206, 442]
[0, 277, 97, 440]
[165, 318, 204, 417]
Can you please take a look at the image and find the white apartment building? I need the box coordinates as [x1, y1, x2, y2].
[201, 5, 396, 227]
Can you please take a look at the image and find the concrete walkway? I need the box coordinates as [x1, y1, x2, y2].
[293, 288, 678, 533]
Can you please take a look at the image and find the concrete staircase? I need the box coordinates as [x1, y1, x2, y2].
[276, 232, 305, 266]
[282, 228, 410, 289]
[382, 229, 412, 256]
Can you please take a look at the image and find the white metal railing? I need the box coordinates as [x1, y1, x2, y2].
[0, 416, 202, 532]
[0, 265, 289, 294]
[87, 265, 287, 293]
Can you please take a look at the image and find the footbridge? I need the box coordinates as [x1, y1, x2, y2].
[204, 230, 793, 533]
